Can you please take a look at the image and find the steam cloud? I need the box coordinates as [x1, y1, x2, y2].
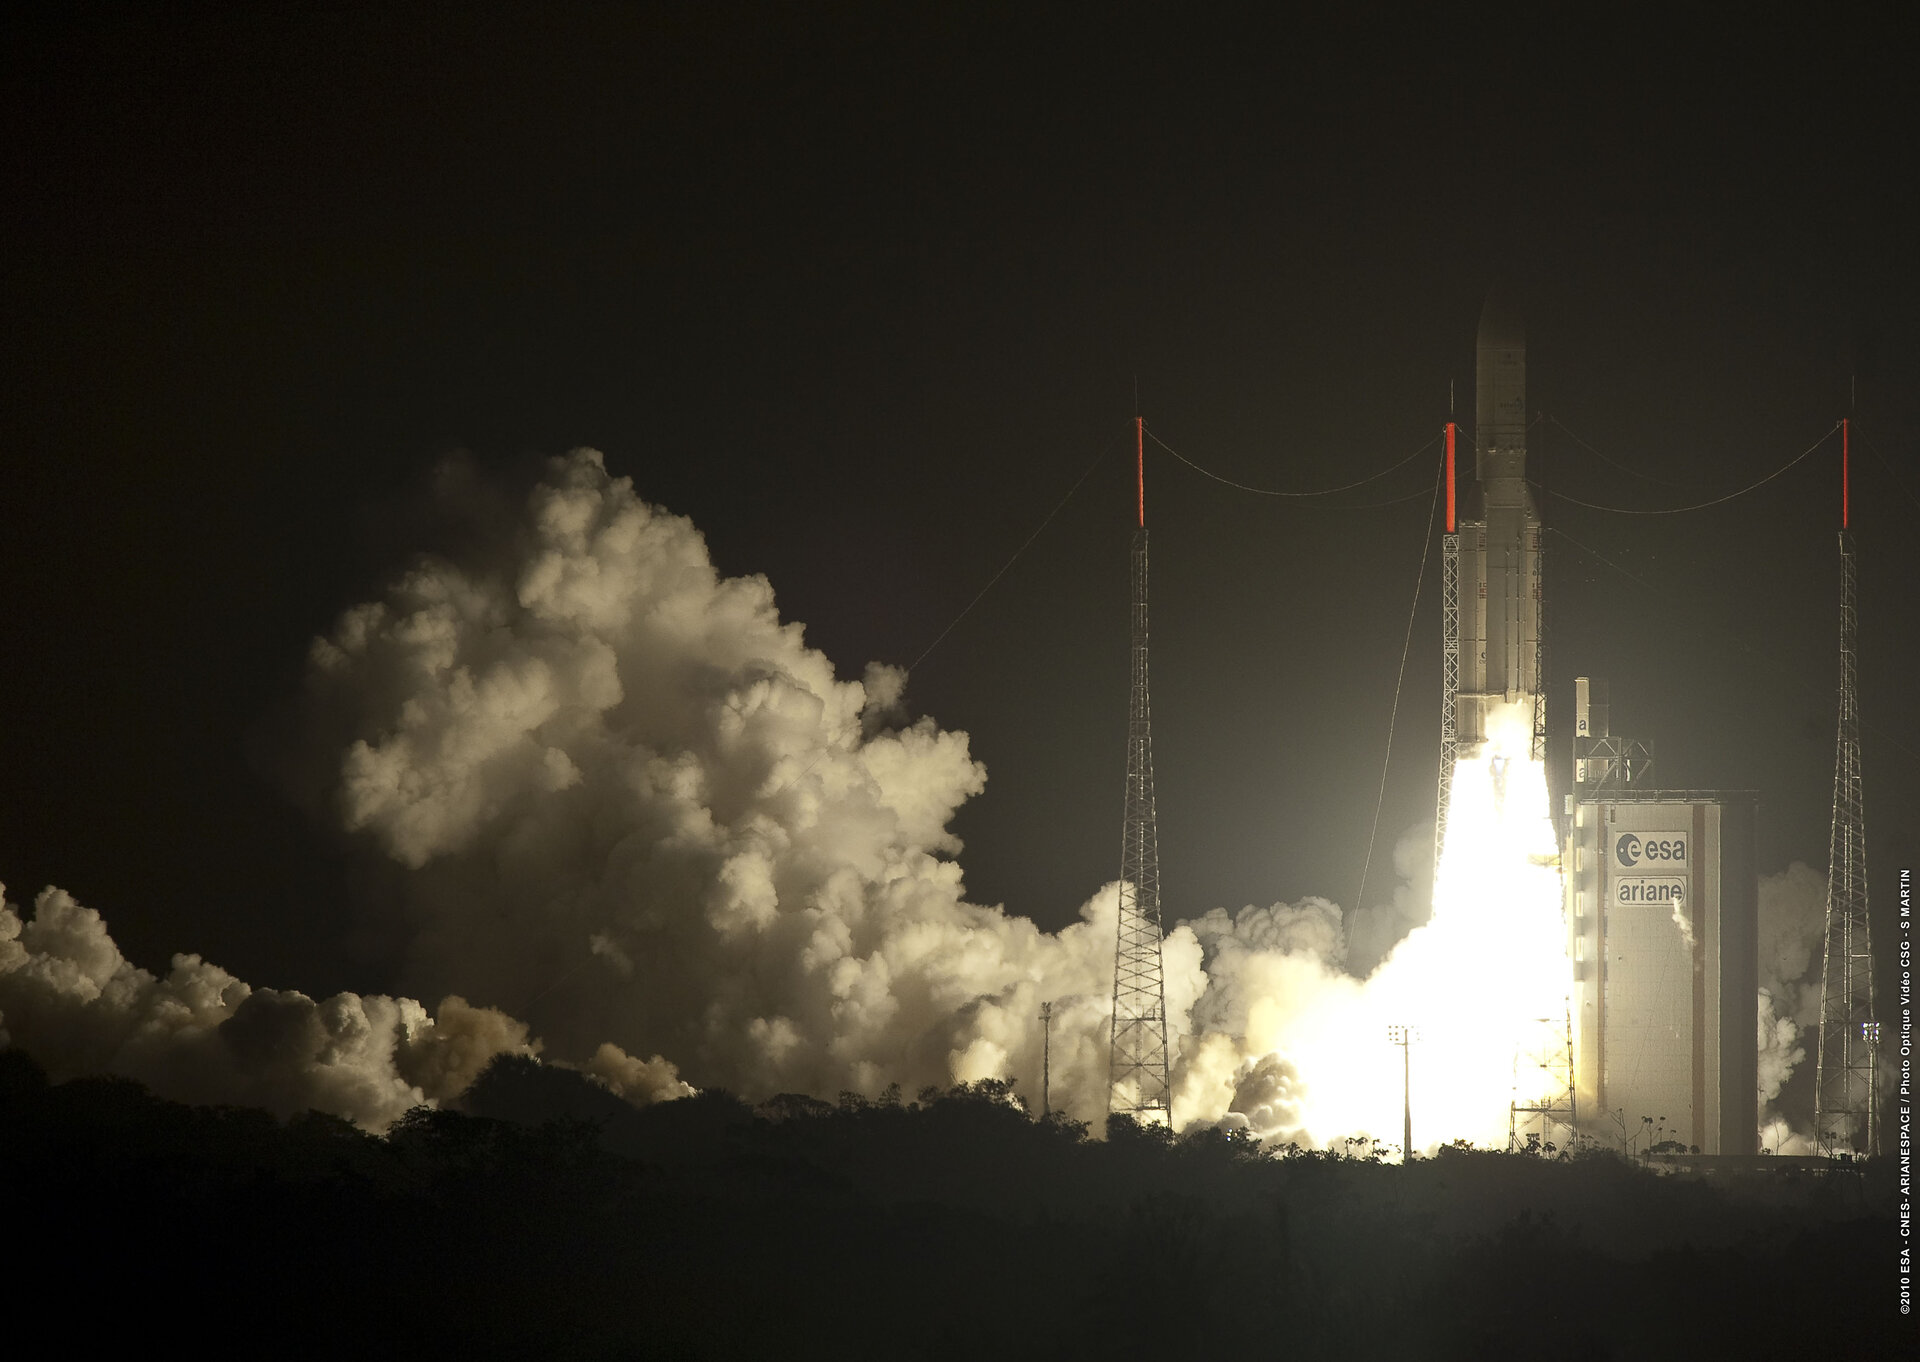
[293, 448, 1456, 1133]
[0, 881, 693, 1128]
[0, 448, 1532, 1142]
[295, 448, 1222, 1125]
[3, 884, 553, 1128]
[1754, 860, 1828, 1153]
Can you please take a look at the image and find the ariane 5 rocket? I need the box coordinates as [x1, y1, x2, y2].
[1457, 288, 1542, 747]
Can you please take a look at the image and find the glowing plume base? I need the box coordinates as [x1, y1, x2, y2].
[1224, 702, 1571, 1153]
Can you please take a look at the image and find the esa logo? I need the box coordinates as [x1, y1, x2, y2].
[1615, 831, 1688, 868]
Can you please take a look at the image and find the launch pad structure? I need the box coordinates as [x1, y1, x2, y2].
[1562, 697, 1760, 1157]
[1507, 1006, 1577, 1154]
[1106, 288, 1870, 1158]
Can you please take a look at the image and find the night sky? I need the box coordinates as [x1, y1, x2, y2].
[4, 7, 1915, 1011]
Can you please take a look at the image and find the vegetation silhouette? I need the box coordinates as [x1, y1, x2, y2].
[0, 1049, 1899, 1358]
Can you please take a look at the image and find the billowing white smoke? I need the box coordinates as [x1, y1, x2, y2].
[0, 883, 690, 1128]
[1175, 835, 1436, 1147]
[1755, 860, 1828, 1153]
[299, 448, 1207, 1126]
[1178, 895, 1358, 1143]
[0, 446, 1531, 1145]
[1346, 827, 1436, 978]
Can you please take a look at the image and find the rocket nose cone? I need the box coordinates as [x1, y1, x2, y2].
[1478, 286, 1525, 350]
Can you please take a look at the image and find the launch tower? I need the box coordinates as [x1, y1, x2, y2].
[1813, 420, 1879, 1157]
[1109, 416, 1173, 1124]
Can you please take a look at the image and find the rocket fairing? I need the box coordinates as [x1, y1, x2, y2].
[1457, 289, 1542, 747]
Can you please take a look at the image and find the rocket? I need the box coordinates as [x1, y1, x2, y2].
[1456, 289, 1542, 746]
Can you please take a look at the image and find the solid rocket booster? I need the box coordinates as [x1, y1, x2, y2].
[1458, 289, 1542, 745]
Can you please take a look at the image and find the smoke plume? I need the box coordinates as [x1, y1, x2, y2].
[295, 448, 1216, 1127]
[0, 882, 691, 1129]
[1754, 860, 1828, 1151]
[0, 447, 1514, 1143]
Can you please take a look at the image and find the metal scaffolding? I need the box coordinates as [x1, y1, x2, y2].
[1110, 418, 1172, 1124]
[1529, 525, 1547, 764]
[1508, 1006, 1577, 1153]
[1814, 484, 1878, 1157]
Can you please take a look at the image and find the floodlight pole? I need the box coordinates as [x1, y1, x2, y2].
[1387, 1025, 1417, 1161]
[1039, 1001, 1054, 1119]
[1402, 1036, 1411, 1160]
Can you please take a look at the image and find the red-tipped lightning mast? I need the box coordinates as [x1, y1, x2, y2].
[1110, 411, 1170, 1124]
[1136, 415, 1146, 527]
[1841, 417, 1850, 529]
[1434, 421, 1461, 877]
[1814, 411, 1878, 1155]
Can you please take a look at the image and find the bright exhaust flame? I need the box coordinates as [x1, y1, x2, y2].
[1236, 701, 1570, 1151]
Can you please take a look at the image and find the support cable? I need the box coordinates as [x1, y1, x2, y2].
[908, 437, 1116, 671]
[1543, 524, 1663, 594]
[1303, 485, 1434, 511]
[1856, 427, 1920, 515]
[1355, 450, 1445, 918]
[773, 436, 1112, 801]
[1548, 524, 1920, 766]
[1544, 414, 1691, 487]
[1535, 424, 1840, 515]
[1149, 429, 1438, 498]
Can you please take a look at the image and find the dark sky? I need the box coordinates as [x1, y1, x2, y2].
[4, 6, 1916, 1003]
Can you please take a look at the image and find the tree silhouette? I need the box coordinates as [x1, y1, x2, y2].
[0, 1058, 1900, 1355]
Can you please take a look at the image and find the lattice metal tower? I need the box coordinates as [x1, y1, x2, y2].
[1434, 422, 1460, 879]
[1109, 416, 1172, 1124]
[1814, 418, 1878, 1157]
[1529, 523, 1548, 764]
[1508, 1006, 1578, 1153]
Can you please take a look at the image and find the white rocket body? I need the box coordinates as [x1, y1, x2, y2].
[1457, 292, 1541, 748]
